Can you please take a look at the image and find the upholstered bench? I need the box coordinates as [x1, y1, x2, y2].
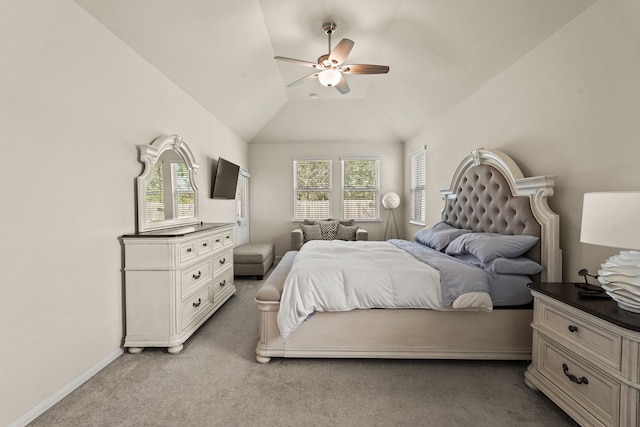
[233, 243, 275, 280]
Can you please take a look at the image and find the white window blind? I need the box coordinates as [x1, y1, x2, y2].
[410, 146, 426, 225]
[293, 159, 332, 220]
[172, 162, 195, 220]
[236, 170, 249, 226]
[341, 158, 380, 221]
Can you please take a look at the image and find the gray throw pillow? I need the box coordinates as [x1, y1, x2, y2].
[446, 232, 539, 263]
[335, 223, 358, 241]
[300, 224, 322, 242]
[414, 221, 472, 251]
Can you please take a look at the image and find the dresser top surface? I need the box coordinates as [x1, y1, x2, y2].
[122, 222, 232, 238]
[531, 282, 640, 332]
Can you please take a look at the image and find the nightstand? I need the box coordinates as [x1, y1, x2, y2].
[525, 282, 640, 427]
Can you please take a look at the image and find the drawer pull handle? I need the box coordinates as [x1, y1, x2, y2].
[220, 279, 226, 287]
[193, 271, 201, 279]
[220, 258, 226, 265]
[193, 298, 201, 308]
[216, 239, 221, 243]
[568, 325, 578, 333]
[186, 248, 192, 253]
[202, 242, 207, 247]
[562, 363, 588, 385]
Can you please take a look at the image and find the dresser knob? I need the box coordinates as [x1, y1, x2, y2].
[562, 363, 588, 385]
[186, 248, 192, 253]
[193, 298, 201, 308]
[220, 258, 226, 264]
[193, 271, 201, 279]
[568, 325, 578, 333]
[220, 279, 226, 287]
[202, 242, 207, 247]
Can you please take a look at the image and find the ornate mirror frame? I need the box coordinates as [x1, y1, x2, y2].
[136, 134, 200, 232]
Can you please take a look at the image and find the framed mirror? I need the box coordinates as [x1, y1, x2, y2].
[136, 134, 200, 232]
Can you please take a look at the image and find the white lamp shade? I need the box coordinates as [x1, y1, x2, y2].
[318, 69, 341, 87]
[382, 192, 401, 210]
[580, 191, 640, 250]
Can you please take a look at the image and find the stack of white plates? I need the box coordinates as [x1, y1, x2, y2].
[598, 251, 640, 313]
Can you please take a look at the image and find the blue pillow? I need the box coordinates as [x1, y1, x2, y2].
[414, 221, 472, 251]
[445, 232, 539, 263]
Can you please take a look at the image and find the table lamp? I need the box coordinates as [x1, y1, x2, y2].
[580, 192, 640, 312]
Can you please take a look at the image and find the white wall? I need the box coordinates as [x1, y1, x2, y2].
[404, 0, 640, 282]
[249, 141, 404, 256]
[0, 2, 247, 426]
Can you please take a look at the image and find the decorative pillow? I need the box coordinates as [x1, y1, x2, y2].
[414, 221, 472, 251]
[445, 232, 539, 263]
[335, 223, 358, 241]
[454, 253, 543, 278]
[483, 257, 543, 278]
[300, 224, 322, 242]
[317, 220, 339, 240]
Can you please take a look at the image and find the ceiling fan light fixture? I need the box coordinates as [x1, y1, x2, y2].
[318, 69, 341, 87]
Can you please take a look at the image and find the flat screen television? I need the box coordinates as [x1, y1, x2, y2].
[210, 157, 240, 199]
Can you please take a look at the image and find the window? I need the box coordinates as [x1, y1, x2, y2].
[341, 158, 380, 221]
[409, 146, 426, 225]
[293, 159, 332, 220]
[236, 169, 250, 226]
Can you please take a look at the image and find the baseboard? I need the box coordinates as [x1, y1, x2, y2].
[9, 347, 124, 427]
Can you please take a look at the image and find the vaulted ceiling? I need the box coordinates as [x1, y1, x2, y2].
[74, 0, 596, 144]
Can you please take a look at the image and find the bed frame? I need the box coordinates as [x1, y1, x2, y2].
[255, 148, 561, 363]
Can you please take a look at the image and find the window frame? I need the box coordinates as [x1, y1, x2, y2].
[409, 146, 426, 226]
[340, 157, 380, 222]
[292, 157, 333, 221]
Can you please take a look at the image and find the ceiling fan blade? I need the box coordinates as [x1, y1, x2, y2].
[274, 56, 320, 69]
[328, 38, 354, 66]
[335, 75, 350, 94]
[341, 64, 390, 74]
[286, 72, 319, 87]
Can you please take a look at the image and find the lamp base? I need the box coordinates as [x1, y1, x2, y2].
[598, 251, 640, 313]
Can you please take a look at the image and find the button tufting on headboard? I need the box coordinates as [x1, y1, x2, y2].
[443, 163, 542, 263]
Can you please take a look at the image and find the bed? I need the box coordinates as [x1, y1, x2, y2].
[255, 148, 562, 363]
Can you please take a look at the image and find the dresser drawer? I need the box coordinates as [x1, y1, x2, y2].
[180, 239, 198, 264]
[213, 249, 232, 273]
[536, 335, 620, 426]
[182, 286, 212, 329]
[181, 259, 212, 298]
[213, 268, 233, 298]
[197, 234, 214, 256]
[537, 300, 622, 370]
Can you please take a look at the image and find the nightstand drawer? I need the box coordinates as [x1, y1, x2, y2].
[537, 300, 622, 370]
[537, 335, 620, 426]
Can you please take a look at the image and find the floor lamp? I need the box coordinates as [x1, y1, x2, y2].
[382, 192, 400, 240]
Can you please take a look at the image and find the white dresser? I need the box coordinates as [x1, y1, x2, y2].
[525, 282, 640, 427]
[122, 222, 236, 354]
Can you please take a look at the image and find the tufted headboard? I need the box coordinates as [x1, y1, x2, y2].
[439, 148, 562, 282]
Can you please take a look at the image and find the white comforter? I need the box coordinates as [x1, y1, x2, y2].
[277, 240, 492, 339]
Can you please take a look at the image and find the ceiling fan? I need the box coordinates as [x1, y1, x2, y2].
[274, 22, 390, 94]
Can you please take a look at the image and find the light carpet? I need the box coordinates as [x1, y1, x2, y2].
[29, 274, 577, 427]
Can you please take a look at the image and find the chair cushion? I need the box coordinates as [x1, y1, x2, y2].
[234, 243, 275, 264]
